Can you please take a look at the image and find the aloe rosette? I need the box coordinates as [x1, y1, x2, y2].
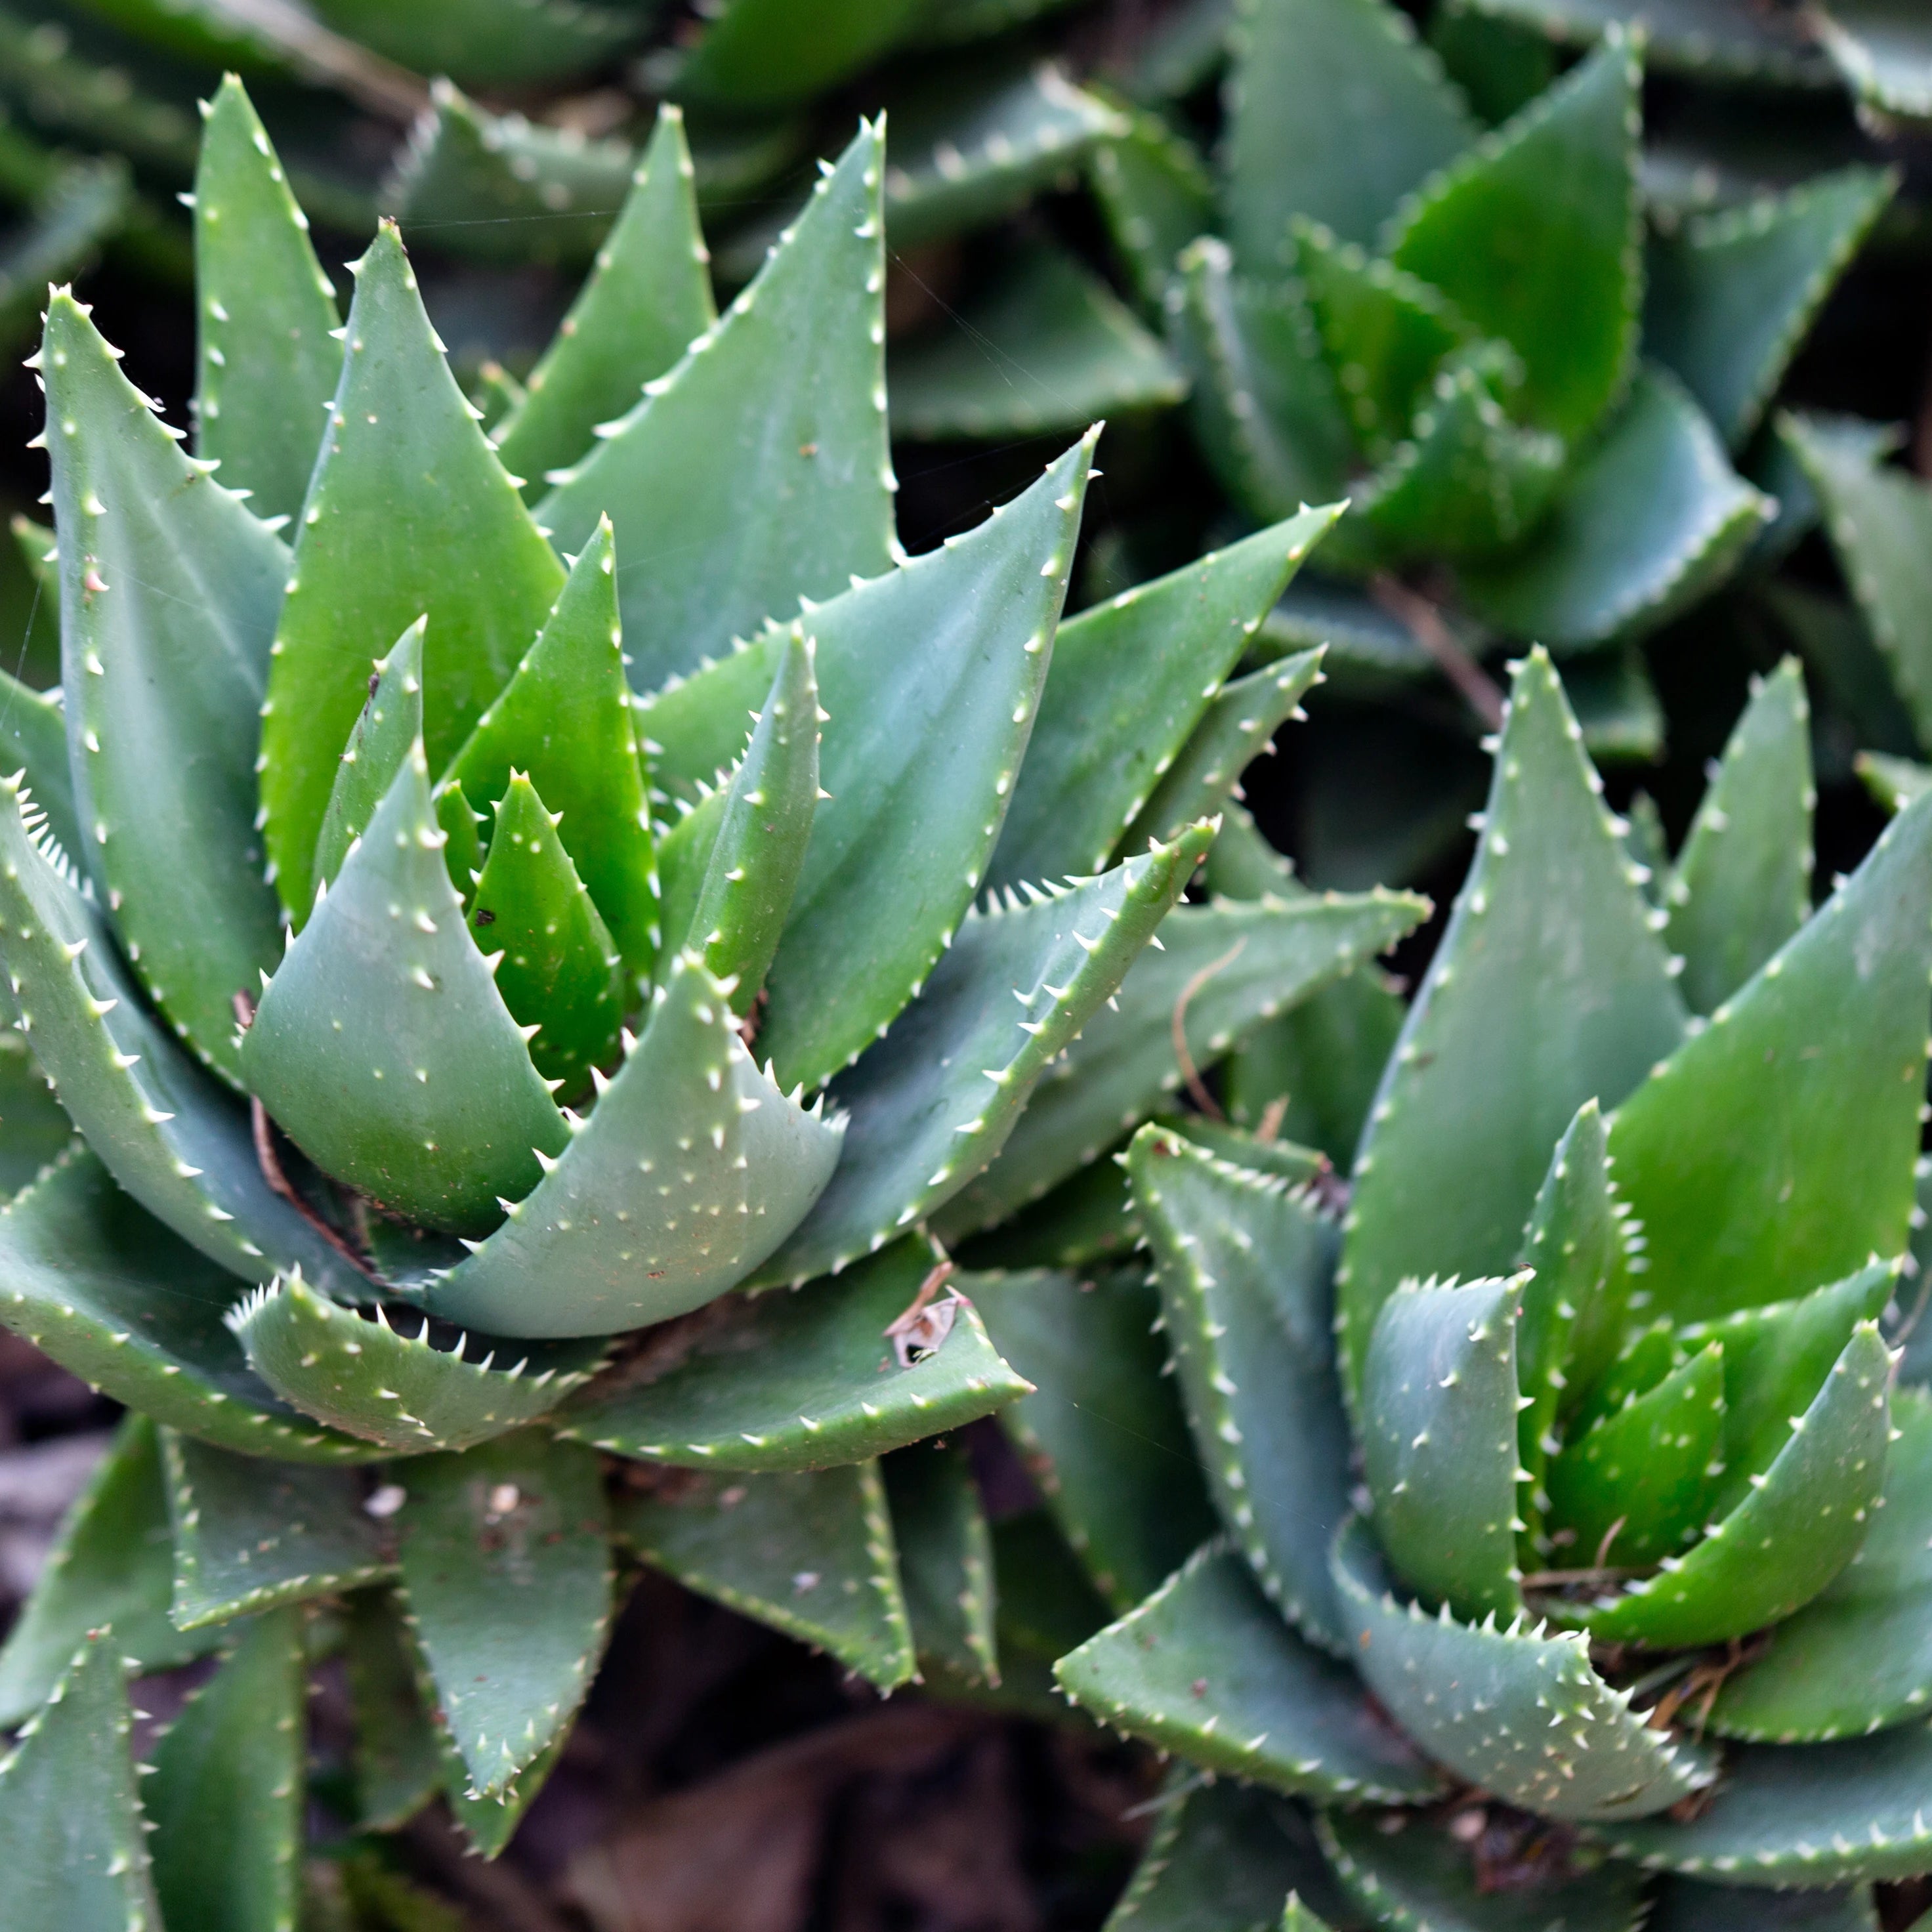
[1033, 649, 1932, 1925]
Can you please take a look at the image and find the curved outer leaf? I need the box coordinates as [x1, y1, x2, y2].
[146, 1607, 306, 1932]
[43, 289, 286, 1082]
[755, 433, 1093, 1092]
[613, 1462, 915, 1690]
[310, 618, 423, 902]
[1601, 1719, 1932, 1886]
[1318, 1809, 1649, 1932]
[0, 1148, 375, 1463]
[260, 219, 567, 920]
[1579, 1322, 1893, 1648]
[1648, 1879, 1879, 1932]
[669, 0, 923, 108]
[1225, 0, 1475, 265]
[163, 1429, 390, 1628]
[394, 1429, 612, 1800]
[1387, 35, 1641, 440]
[1458, 368, 1773, 648]
[1129, 1125, 1354, 1650]
[243, 746, 569, 1236]
[0, 1632, 161, 1931]
[539, 121, 891, 693]
[0, 668, 77, 867]
[421, 953, 843, 1337]
[1055, 1540, 1443, 1804]
[493, 105, 715, 502]
[885, 1438, 998, 1683]
[1339, 648, 1685, 1404]
[1712, 1385, 1932, 1742]
[1606, 790, 1932, 1324]
[1332, 1515, 1716, 1820]
[1815, 3, 1932, 131]
[943, 888, 1427, 1237]
[1087, 106, 1216, 311]
[192, 75, 342, 522]
[991, 507, 1337, 890]
[1362, 1274, 1527, 1620]
[447, 518, 658, 982]
[235, 1275, 602, 1454]
[310, 0, 637, 88]
[1664, 658, 1814, 1018]
[559, 1235, 1026, 1469]
[1646, 167, 1895, 451]
[760, 826, 1205, 1286]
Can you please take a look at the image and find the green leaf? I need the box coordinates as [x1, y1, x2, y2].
[1601, 1721, 1932, 1885]
[1130, 1125, 1354, 1647]
[191, 75, 341, 523]
[1816, 1, 1932, 127]
[1580, 1322, 1893, 1647]
[421, 952, 843, 1336]
[943, 888, 1427, 1238]
[1339, 648, 1684, 1403]
[234, 1275, 602, 1454]
[538, 123, 891, 694]
[1859, 751, 1932, 814]
[0, 1033, 70, 1196]
[311, 617, 424, 902]
[41, 288, 287, 1082]
[0, 1416, 218, 1726]
[1570, 646, 1665, 765]
[954, 1154, 1139, 1272]
[760, 829, 1204, 1286]
[558, 1235, 1026, 1469]
[446, 517, 658, 983]
[0, 1148, 375, 1463]
[1318, 1809, 1648, 1932]
[1332, 1515, 1715, 1819]
[1461, 0, 1825, 85]
[243, 746, 569, 1237]
[1544, 1341, 1726, 1566]
[614, 1461, 915, 1689]
[991, 507, 1337, 891]
[1645, 168, 1895, 450]
[343, 1589, 442, 1832]
[1055, 1540, 1442, 1803]
[260, 219, 567, 921]
[1665, 661, 1815, 1018]
[1225, 0, 1476, 266]
[890, 240, 1185, 442]
[1088, 106, 1216, 310]
[434, 776, 485, 898]
[1430, 3, 1556, 123]
[1387, 36, 1640, 440]
[1458, 368, 1773, 648]
[0, 666, 77, 868]
[146, 1607, 306, 1932]
[1648, 1879, 1878, 1932]
[394, 1429, 611, 1799]
[468, 775, 624, 1095]
[493, 106, 716, 501]
[969, 1264, 1217, 1613]
[756, 432, 1094, 1093]
[0, 1631, 161, 1930]
[309, 0, 639, 87]
[1362, 1274, 1527, 1620]
[473, 360, 525, 435]
[163, 1428, 390, 1628]
[884, 1438, 998, 1684]
[1165, 239, 1354, 523]
[1606, 793, 1932, 1324]
[1711, 1384, 1932, 1742]
[669, 0, 923, 108]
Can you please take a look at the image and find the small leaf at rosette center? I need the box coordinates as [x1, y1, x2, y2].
[310, 616, 424, 908]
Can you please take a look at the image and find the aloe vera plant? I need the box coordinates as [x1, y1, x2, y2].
[0, 75, 1433, 1908]
[1040, 648, 1932, 1925]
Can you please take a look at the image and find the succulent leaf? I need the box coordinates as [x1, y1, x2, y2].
[539, 122, 891, 692]
[670, 0, 925, 108]
[614, 1461, 915, 1690]
[1130, 1124, 1354, 1649]
[342, 1588, 442, 1832]
[885, 1438, 999, 1685]
[1340, 648, 1684, 1404]
[1648, 1879, 1878, 1931]
[243, 746, 570, 1236]
[308, 0, 637, 87]
[43, 287, 287, 1082]
[1055, 1540, 1443, 1803]
[1815, 3, 1932, 130]
[0, 667, 77, 867]
[234, 1274, 603, 1453]
[146, 1606, 306, 1932]
[1606, 792, 1932, 1323]
[393, 1428, 611, 1799]
[558, 1236, 1027, 1469]
[191, 75, 342, 522]
[1088, 106, 1217, 310]
[162, 1427, 390, 1628]
[0, 1032, 74, 1195]
[310, 616, 423, 903]
[0, 1631, 161, 1931]
[1331, 1515, 1717, 1820]
[492, 105, 716, 501]
[1664, 658, 1814, 1018]
[260, 219, 567, 918]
